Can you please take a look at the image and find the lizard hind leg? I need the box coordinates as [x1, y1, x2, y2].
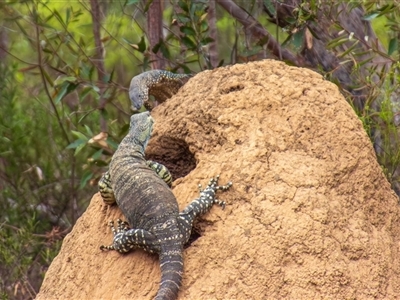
[213, 175, 233, 209]
[100, 219, 161, 254]
[178, 175, 233, 244]
[198, 175, 233, 209]
[100, 219, 130, 251]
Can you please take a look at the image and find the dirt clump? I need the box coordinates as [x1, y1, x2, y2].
[36, 60, 400, 300]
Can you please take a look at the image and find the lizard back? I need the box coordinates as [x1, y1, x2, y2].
[109, 157, 179, 229]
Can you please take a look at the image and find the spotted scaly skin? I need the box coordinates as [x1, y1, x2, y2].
[99, 160, 172, 205]
[129, 70, 191, 111]
[99, 111, 232, 300]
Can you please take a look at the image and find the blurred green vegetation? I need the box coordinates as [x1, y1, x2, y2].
[1, 1, 400, 299]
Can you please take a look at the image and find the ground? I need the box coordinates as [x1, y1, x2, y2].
[36, 60, 400, 299]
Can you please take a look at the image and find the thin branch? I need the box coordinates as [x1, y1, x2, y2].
[208, 0, 219, 68]
[148, 0, 165, 69]
[216, 0, 299, 66]
[35, 17, 70, 144]
[0, 46, 38, 66]
[0, 27, 8, 62]
[1, 222, 69, 239]
[90, 0, 108, 133]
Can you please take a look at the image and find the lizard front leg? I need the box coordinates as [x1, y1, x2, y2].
[147, 160, 172, 187]
[98, 171, 115, 205]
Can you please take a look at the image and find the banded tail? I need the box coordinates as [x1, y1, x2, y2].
[155, 244, 184, 300]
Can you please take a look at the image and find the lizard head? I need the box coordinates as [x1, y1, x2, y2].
[129, 87, 147, 111]
[129, 111, 154, 149]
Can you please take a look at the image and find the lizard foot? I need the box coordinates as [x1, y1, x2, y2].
[198, 175, 233, 209]
[100, 219, 130, 251]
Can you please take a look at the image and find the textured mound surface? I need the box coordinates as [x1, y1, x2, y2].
[36, 60, 400, 300]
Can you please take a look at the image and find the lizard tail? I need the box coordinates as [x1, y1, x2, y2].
[155, 244, 184, 300]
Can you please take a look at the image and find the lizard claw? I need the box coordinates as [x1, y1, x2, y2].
[100, 219, 130, 251]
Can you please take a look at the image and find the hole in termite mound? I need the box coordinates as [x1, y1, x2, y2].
[146, 136, 196, 182]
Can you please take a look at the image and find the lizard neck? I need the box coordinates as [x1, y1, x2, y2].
[116, 134, 147, 158]
[116, 143, 144, 157]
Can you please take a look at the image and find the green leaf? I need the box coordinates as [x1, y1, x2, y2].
[292, 30, 304, 51]
[79, 86, 93, 102]
[189, 2, 200, 19]
[91, 85, 100, 93]
[54, 82, 78, 105]
[326, 36, 349, 49]
[337, 40, 359, 58]
[42, 69, 54, 87]
[362, 12, 379, 21]
[65, 7, 71, 25]
[71, 130, 88, 141]
[178, 64, 191, 73]
[152, 41, 161, 54]
[284, 16, 296, 25]
[54, 83, 69, 105]
[178, 0, 189, 12]
[180, 26, 196, 36]
[122, 37, 133, 44]
[43, 13, 54, 24]
[53, 9, 65, 27]
[74, 141, 87, 156]
[142, 56, 150, 70]
[176, 13, 190, 24]
[66, 138, 86, 150]
[106, 138, 119, 151]
[143, 0, 154, 13]
[338, 59, 352, 65]
[80, 63, 94, 80]
[263, 0, 276, 16]
[159, 41, 171, 59]
[119, 123, 130, 137]
[92, 159, 109, 167]
[91, 149, 104, 160]
[281, 33, 292, 48]
[378, 4, 396, 15]
[201, 37, 214, 45]
[79, 171, 93, 189]
[388, 38, 398, 56]
[54, 76, 77, 87]
[108, 69, 115, 83]
[74, 8, 83, 18]
[79, 37, 86, 48]
[181, 36, 196, 49]
[101, 73, 111, 83]
[199, 12, 208, 23]
[42, 48, 54, 54]
[14, 20, 30, 40]
[125, 0, 140, 5]
[78, 110, 93, 123]
[84, 125, 93, 137]
[199, 21, 209, 33]
[138, 35, 146, 53]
